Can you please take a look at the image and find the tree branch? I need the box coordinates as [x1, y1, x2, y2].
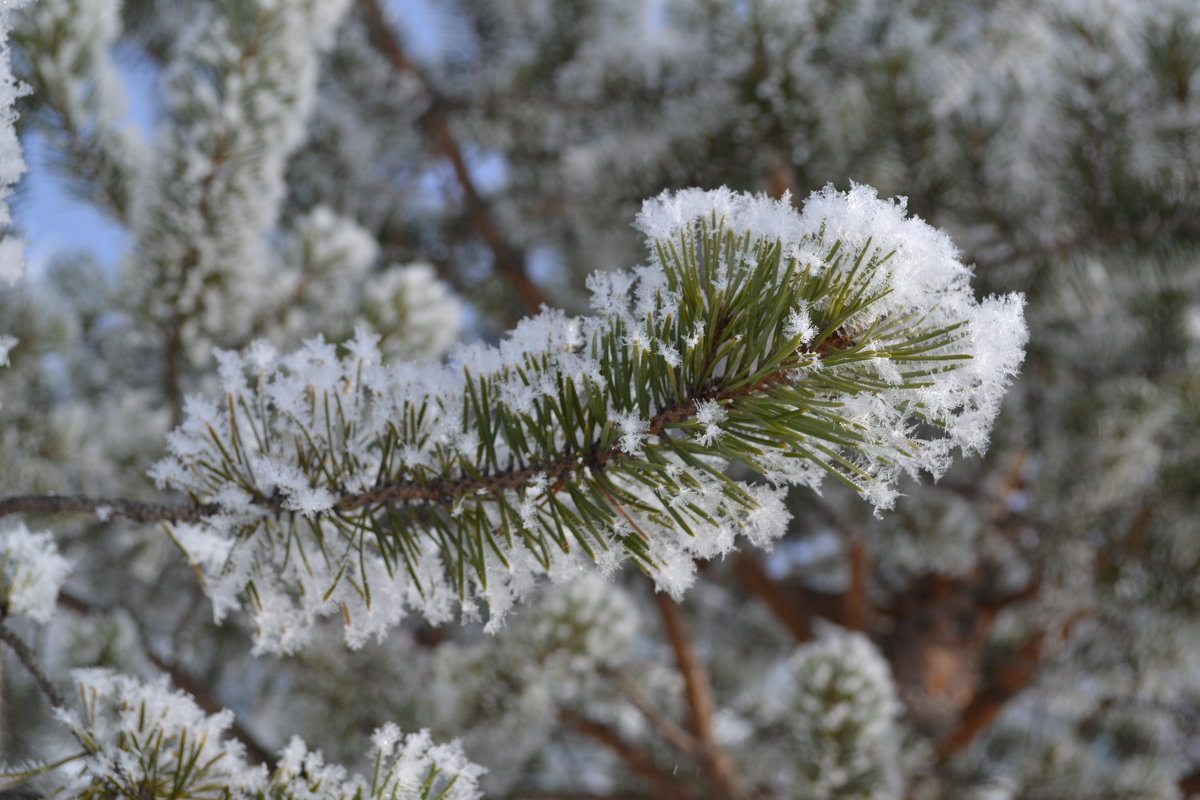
[653, 593, 747, 800]
[356, 0, 547, 314]
[734, 552, 812, 641]
[844, 533, 871, 632]
[1181, 769, 1200, 796]
[0, 495, 218, 523]
[935, 612, 1087, 760]
[0, 341, 833, 526]
[558, 708, 695, 800]
[934, 629, 1044, 759]
[0, 621, 66, 710]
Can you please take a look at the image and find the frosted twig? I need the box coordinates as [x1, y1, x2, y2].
[0, 621, 65, 710]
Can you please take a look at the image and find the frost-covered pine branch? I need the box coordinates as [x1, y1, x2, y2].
[122, 0, 353, 412]
[13, 0, 1197, 795]
[0, 0, 31, 366]
[11, 0, 144, 219]
[144, 185, 1025, 652]
[1, 668, 485, 800]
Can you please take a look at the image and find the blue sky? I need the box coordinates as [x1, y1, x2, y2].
[14, 0, 447, 279]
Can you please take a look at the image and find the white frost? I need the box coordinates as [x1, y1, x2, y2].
[0, 524, 70, 624]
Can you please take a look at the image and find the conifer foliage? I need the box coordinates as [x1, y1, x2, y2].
[1, 1, 1198, 798]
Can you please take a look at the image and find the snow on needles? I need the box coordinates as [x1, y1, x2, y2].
[56, 669, 484, 800]
[0, 0, 29, 289]
[0, 0, 31, 377]
[0, 523, 70, 624]
[154, 186, 1026, 653]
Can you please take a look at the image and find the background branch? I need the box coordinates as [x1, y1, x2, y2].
[356, 0, 546, 314]
[0, 621, 66, 710]
[558, 708, 695, 800]
[653, 593, 747, 800]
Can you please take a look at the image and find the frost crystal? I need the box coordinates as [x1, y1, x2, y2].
[270, 728, 484, 800]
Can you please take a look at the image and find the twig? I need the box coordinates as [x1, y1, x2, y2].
[653, 593, 747, 800]
[0, 342, 857, 525]
[356, 0, 547, 314]
[605, 667, 700, 757]
[558, 708, 695, 800]
[1181, 769, 1200, 795]
[0, 621, 66, 710]
[0, 495, 218, 523]
[733, 552, 812, 641]
[934, 630, 1043, 759]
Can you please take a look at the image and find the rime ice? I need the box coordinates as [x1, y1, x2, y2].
[155, 186, 1026, 653]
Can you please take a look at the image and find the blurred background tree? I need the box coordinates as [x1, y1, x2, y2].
[0, 0, 1198, 798]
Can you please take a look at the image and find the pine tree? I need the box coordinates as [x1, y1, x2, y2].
[1, 1, 1198, 798]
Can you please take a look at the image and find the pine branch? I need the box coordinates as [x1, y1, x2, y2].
[654, 593, 747, 800]
[88, 187, 1023, 650]
[935, 611, 1089, 760]
[356, 0, 547, 314]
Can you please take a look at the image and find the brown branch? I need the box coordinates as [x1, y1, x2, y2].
[0, 621, 66, 710]
[1, 335, 849, 526]
[1181, 769, 1200, 795]
[558, 708, 695, 800]
[734, 552, 812, 641]
[356, 0, 546, 314]
[653, 593, 747, 800]
[0, 495, 218, 523]
[605, 667, 700, 757]
[934, 630, 1044, 759]
[935, 612, 1088, 760]
[844, 534, 870, 632]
